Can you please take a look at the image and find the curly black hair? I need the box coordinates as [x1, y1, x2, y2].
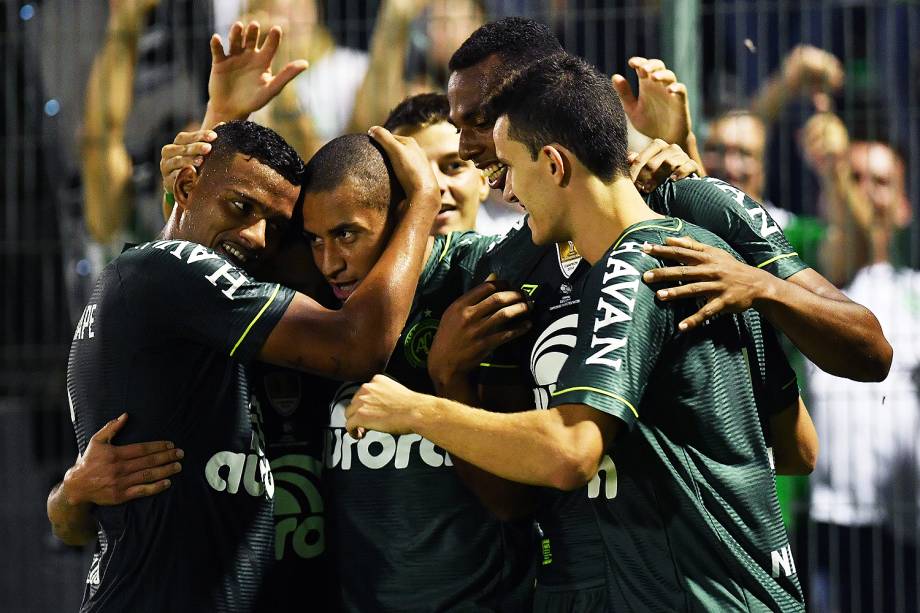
[448, 17, 562, 74]
[203, 120, 305, 187]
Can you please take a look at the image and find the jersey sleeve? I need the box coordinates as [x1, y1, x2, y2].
[117, 240, 296, 364]
[450, 231, 505, 292]
[648, 177, 808, 279]
[750, 316, 800, 415]
[549, 241, 671, 430]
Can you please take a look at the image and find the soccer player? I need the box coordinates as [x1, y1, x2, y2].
[48, 115, 440, 611]
[383, 93, 491, 235]
[346, 52, 813, 611]
[300, 132, 534, 611]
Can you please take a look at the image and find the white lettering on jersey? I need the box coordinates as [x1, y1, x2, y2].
[587, 455, 617, 500]
[586, 242, 644, 369]
[770, 543, 797, 578]
[145, 240, 249, 300]
[73, 304, 97, 341]
[205, 263, 248, 299]
[702, 176, 780, 238]
[204, 395, 274, 498]
[325, 382, 452, 470]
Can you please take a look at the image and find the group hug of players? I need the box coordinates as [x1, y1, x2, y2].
[48, 16, 892, 613]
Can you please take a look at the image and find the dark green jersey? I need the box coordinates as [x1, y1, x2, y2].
[647, 176, 808, 280]
[325, 231, 531, 612]
[69, 240, 294, 613]
[252, 364, 340, 612]
[550, 218, 804, 612]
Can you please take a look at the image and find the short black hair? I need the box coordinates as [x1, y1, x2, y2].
[486, 53, 630, 182]
[448, 17, 563, 74]
[302, 134, 404, 210]
[383, 93, 451, 133]
[203, 120, 305, 186]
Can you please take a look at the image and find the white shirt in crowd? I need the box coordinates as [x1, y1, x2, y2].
[809, 262, 920, 543]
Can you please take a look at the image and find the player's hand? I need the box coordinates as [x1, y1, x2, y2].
[207, 21, 308, 122]
[628, 139, 699, 193]
[160, 128, 218, 195]
[641, 236, 773, 331]
[613, 57, 692, 148]
[428, 279, 531, 384]
[61, 414, 183, 506]
[367, 126, 440, 209]
[345, 375, 420, 438]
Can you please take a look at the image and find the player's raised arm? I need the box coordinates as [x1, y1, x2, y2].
[770, 397, 818, 475]
[260, 127, 440, 380]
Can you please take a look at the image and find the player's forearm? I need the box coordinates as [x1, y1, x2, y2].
[47, 480, 96, 546]
[411, 397, 596, 491]
[340, 196, 438, 375]
[201, 100, 250, 131]
[770, 398, 818, 476]
[754, 271, 891, 381]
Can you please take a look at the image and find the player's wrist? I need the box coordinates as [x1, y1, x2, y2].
[751, 271, 783, 312]
[60, 469, 89, 507]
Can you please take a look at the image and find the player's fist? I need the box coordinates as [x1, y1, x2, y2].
[346, 375, 420, 438]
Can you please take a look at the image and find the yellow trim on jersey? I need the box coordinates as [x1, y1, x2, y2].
[613, 219, 684, 250]
[438, 232, 454, 263]
[552, 386, 639, 418]
[479, 362, 519, 369]
[781, 376, 798, 390]
[230, 284, 281, 357]
[756, 252, 799, 269]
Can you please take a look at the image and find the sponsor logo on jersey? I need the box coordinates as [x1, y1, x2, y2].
[695, 176, 780, 239]
[143, 239, 251, 299]
[521, 283, 539, 296]
[86, 552, 101, 587]
[326, 382, 453, 470]
[263, 371, 302, 417]
[530, 313, 578, 409]
[271, 454, 324, 560]
[204, 395, 275, 498]
[587, 455, 618, 500]
[586, 241, 643, 369]
[770, 543, 797, 578]
[556, 241, 582, 278]
[73, 303, 97, 341]
[403, 317, 439, 368]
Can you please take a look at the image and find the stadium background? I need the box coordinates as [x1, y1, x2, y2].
[2, 0, 917, 611]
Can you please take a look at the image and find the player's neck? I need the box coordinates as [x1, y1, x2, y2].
[569, 175, 663, 265]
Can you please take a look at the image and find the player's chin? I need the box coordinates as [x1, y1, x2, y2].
[527, 216, 551, 246]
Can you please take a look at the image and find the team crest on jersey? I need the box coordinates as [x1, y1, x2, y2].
[403, 318, 439, 368]
[556, 241, 582, 278]
[263, 371, 302, 417]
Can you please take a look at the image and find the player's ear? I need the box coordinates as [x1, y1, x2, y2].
[542, 145, 570, 188]
[477, 168, 490, 202]
[173, 166, 200, 212]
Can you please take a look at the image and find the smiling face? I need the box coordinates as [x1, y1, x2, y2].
[175, 153, 300, 271]
[395, 120, 488, 234]
[302, 178, 394, 303]
[494, 116, 564, 245]
[448, 54, 510, 191]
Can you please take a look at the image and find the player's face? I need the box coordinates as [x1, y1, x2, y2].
[185, 153, 299, 272]
[849, 141, 910, 231]
[448, 55, 511, 192]
[302, 180, 393, 303]
[703, 115, 766, 200]
[396, 120, 488, 235]
[494, 116, 562, 245]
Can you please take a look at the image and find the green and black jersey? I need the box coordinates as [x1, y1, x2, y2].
[647, 176, 808, 280]
[68, 240, 295, 613]
[325, 231, 531, 613]
[252, 364, 340, 612]
[550, 218, 804, 612]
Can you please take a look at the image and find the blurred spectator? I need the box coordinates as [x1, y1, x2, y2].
[703, 45, 844, 269]
[233, 0, 485, 159]
[383, 93, 493, 235]
[80, 0, 199, 260]
[803, 116, 918, 612]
